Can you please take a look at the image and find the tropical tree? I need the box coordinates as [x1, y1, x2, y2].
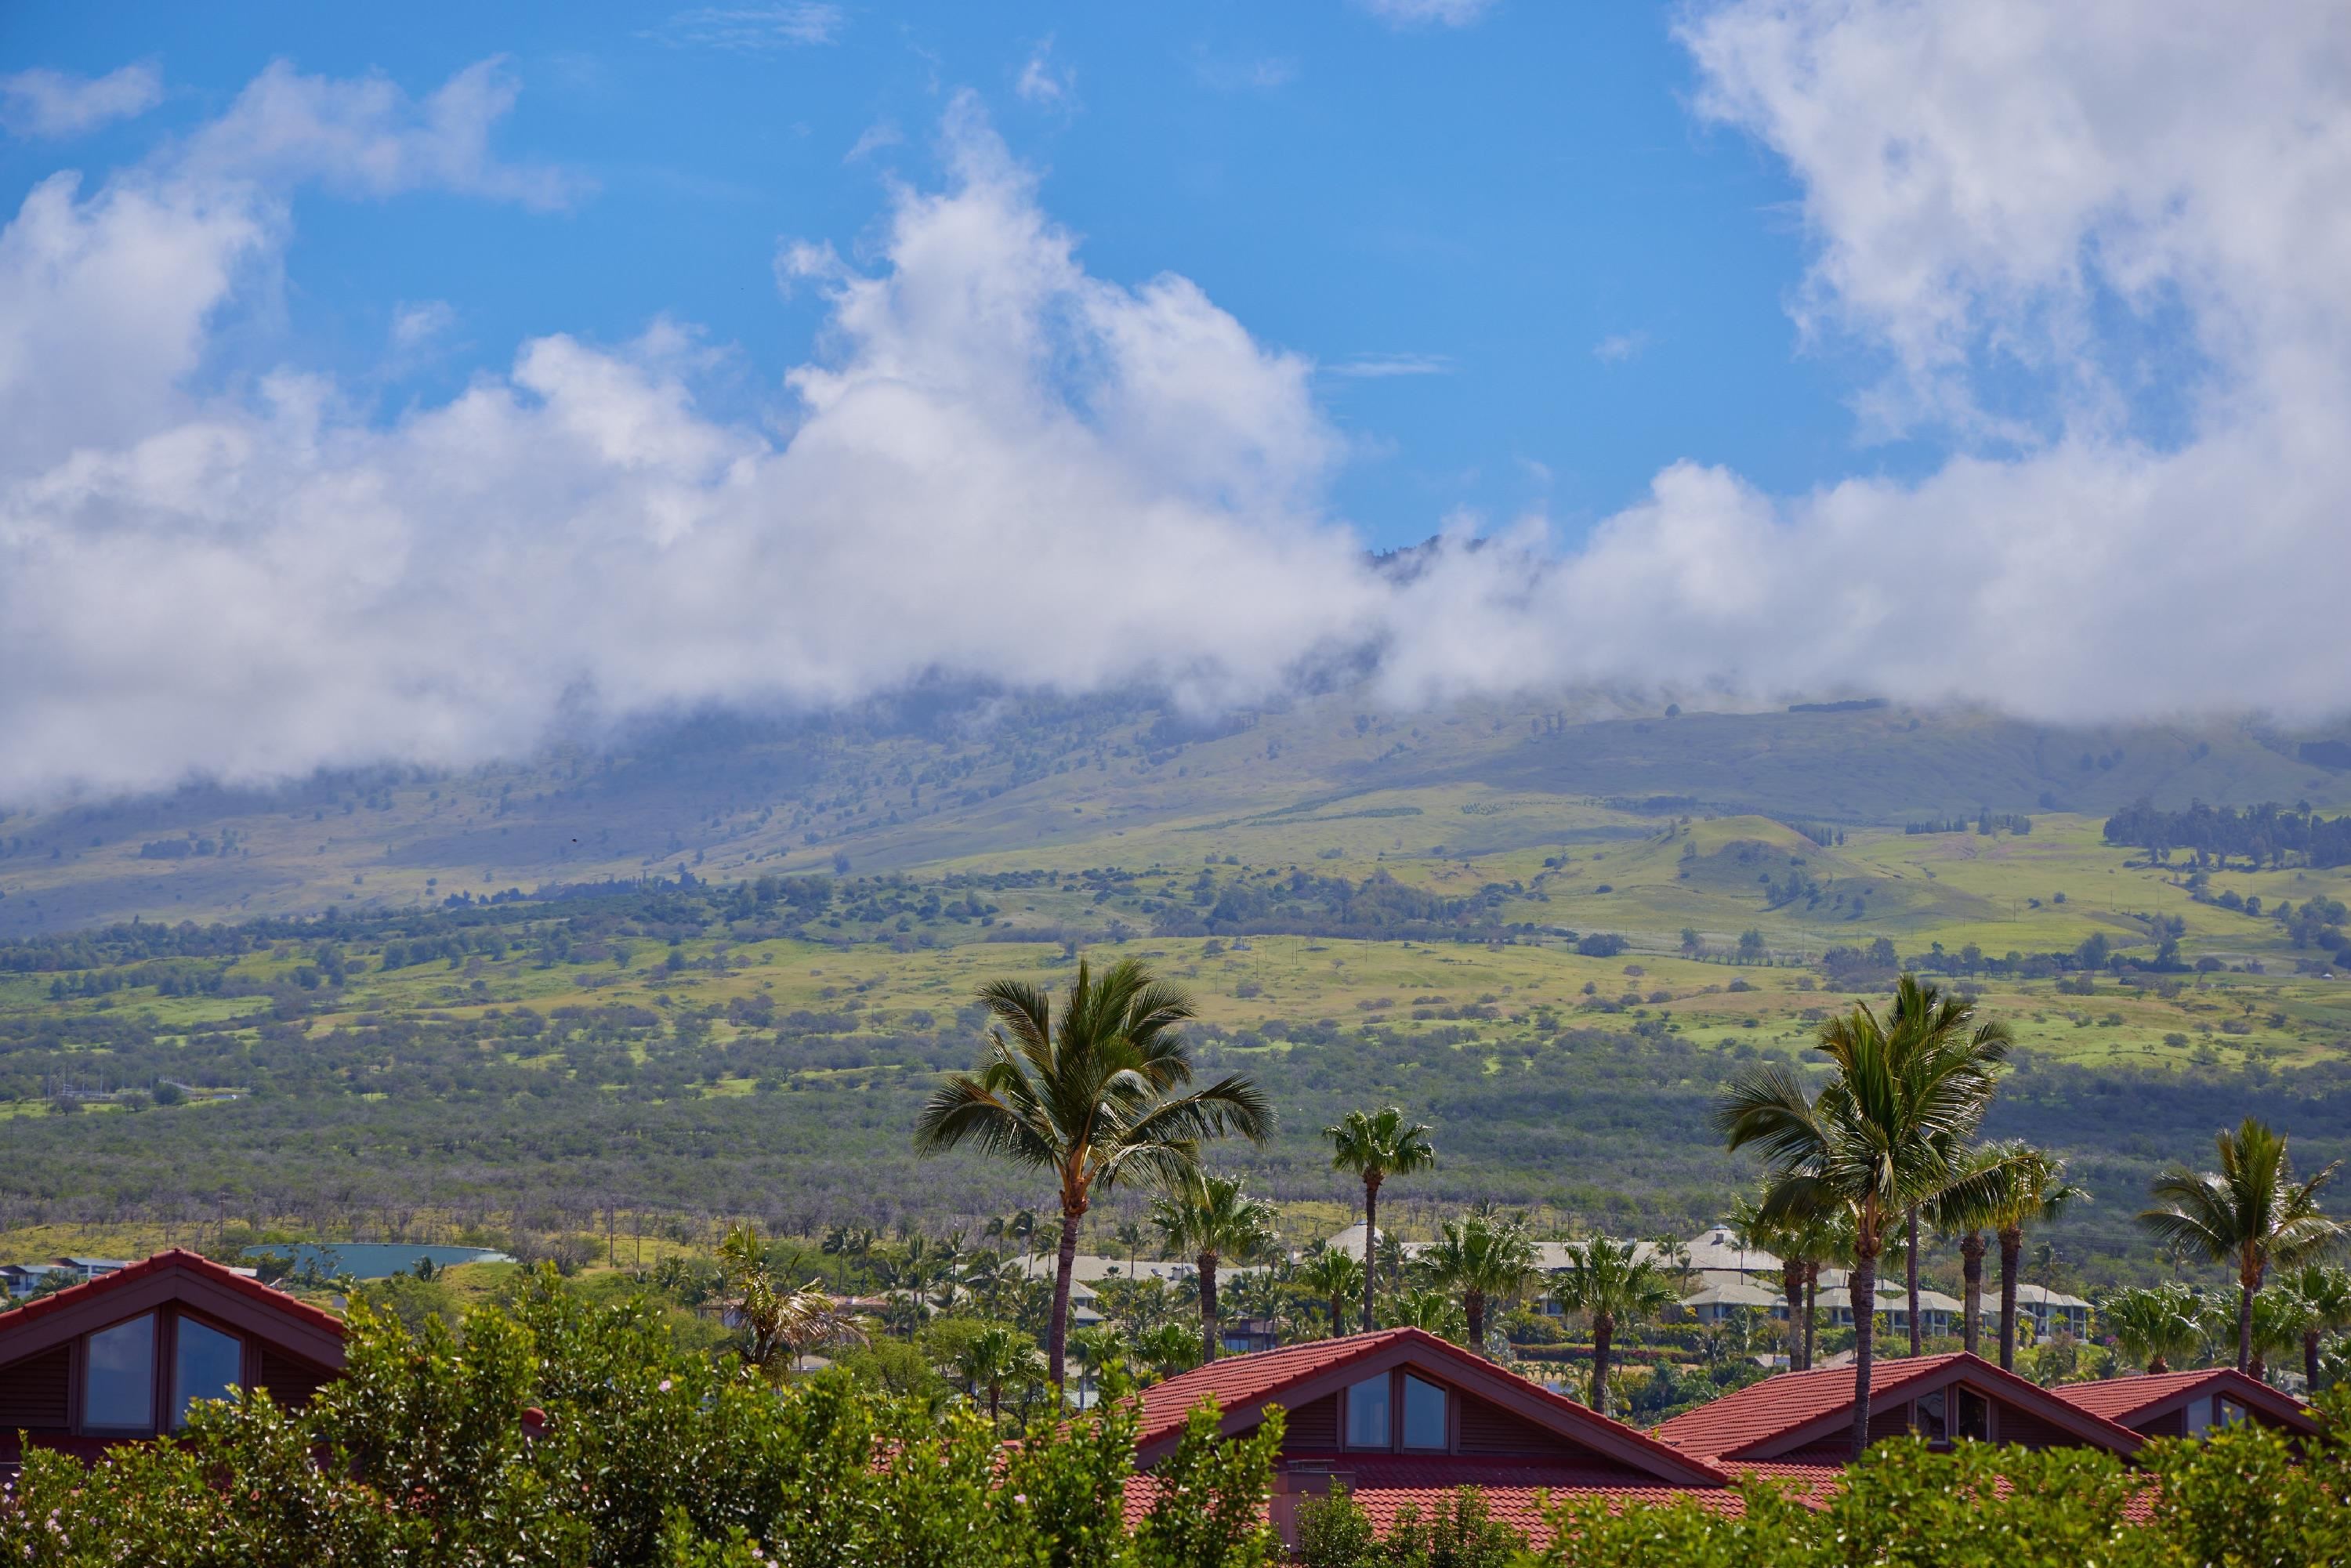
[1136, 1319, 1202, 1382]
[1715, 974, 2011, 1454]
[1150, 1171, 1277, 1363]
[1296, 1248, 1367, 1339]
[1552, 1240, 1678, 1414]
[1325, 1107, 1436, 1331]
[1067, 1323, 1129, 1407]
[1978, 1143, 2090, 1371]
[915, 957, 1274, 1385]
[2273, 1262, 2351, 1390]
[1114, 1219, 1150, 1280]
[953, 1324, 1045, 1426]
[715, 1223, 868, 1381]
[2139, 1117, 2347, 1373]
[1928, 1145, 2014, 1359]
[2099, 1284, 2206, 1374]
[1419, 1212, 1538, 1354]
[1726, 1196, 1806, 1368]
[1382, 1287, 1469, 1342]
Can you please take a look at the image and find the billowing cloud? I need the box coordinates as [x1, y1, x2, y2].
[1, 63, 163, 139]
[3, 13, 2350, 806]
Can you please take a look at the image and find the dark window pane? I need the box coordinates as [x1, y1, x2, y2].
[173, 1317, 242, 1429]
[1344, 1373, 1390, 1448]
[1402, 1376, 1447, 1450]
[84, 1314, 155, 1431]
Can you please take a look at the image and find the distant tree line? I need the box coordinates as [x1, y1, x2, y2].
[2104, 798, 2351, 868]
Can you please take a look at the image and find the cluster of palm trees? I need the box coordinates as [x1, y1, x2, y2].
[2100, 1262, 2351, 1386]
[1716, 974, 2346, 1450]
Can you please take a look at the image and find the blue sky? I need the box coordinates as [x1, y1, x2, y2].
[1, 1, 1903, 551]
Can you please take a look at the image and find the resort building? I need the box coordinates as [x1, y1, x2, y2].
[2055, 1367, 2320, 1441]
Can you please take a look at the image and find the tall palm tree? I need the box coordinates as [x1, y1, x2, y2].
[1067, 1324, 1128, 1408]
[1149, 1171, 1277, 1363]
[1419, 1212, 1538, 1354]
[1552, 1239, 1678, 1414]
[1296, 1247, 1367, 1339]
[1977, 1143, 2089, 1371]
[1726, 1196, 1804, 1369]
[1928, 1145, 2014, 1359]
[1114, 1219, 1150, 1280]
[1715, 975, 2011, 1455]
[2139, 1116, 2346, 1373]
[1325, 1107, 1436, 1331]
[914, 958, 1273, 1385]
[2099, 1284, 2205, 1374]
[2274, 1262, 2351, 1390]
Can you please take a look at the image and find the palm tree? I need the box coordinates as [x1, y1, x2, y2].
[1067, 1323, 1128, 1408]
[915, 958, 1274, 1385]
[1419, 1212, 1538, 1354]
[1715, 974, 2011, 1455]
[1136, 1319, 1201, 1382]
[2099, 1284, 2205, 1374]
[2274, 1262, 2351, 1389]
[1383, 1287, 1469, 1342]
[954, 1324, 1045, 1427]
[1325, 1107, 1436, 1331]
[1149, 1171, 1277, 1363]
[1726, 1196, 1806, 1368]
[1552, 1240, 1678, 1414]
[1114, 1219, 1150, 1280]
[715, 1222, 868, 1381]
[1928, 1144, 2015, 1359]
[1296, 1248, 1367, 1339]
[1976, 1143, 2089, 1371]
[2139, 1117, 2346, 1373]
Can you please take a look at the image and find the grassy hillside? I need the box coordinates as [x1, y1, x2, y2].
[2, 690, 2345, 936]
[2, 798, 2348, 1286]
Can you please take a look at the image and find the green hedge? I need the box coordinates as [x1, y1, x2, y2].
[3, 1270, 2346, 1566]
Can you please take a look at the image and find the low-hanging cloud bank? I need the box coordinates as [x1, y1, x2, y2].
[3, 3, 2349, 805]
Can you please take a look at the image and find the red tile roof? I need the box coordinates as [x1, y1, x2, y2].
[1656, 1354, 1967, 1459]
[1655, 1352, 2143, 1460]
[1137, 1331, 1403, 1446]
[2054, 1368, 2317, 1432]
[0, 1249, 345, 1343]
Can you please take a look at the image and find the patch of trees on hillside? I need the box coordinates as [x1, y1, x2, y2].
[2104, 799, 2351, 868]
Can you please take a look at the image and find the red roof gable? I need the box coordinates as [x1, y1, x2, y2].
[1135, 1327, 1724, 1487]
[2054, 1368, 2318, 1434]
[0, 1249, 346, 1358]
[1655, 1352, 2142, 1461]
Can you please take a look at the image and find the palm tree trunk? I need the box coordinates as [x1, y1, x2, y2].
[1591, 1313, 1614, 1413]
[1466, 1289, 1487, 1352]
[1998, 1226, 2023, 1371]
[1330, 1293, 1345, 1338]
[1803, 1265, 1819, 1371]
[1850, 1244, 1878, 1457]
[2308, 1329, 2324, 1390]
[1781, 1261, 1804, 1368]
[1361, 1176, 1382, 1333]
[1199, 1252, 1220, 1363]
[1960, 1231, 1984, 1356]
[1906, 1206, 1922, 1356]
[2237, 1262, 2256, 1374]
[1049, 1205, 1083, 1387]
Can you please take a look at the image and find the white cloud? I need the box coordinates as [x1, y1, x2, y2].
[647, 4, 843, 52]
[1016, 38, 1075, 108]
[389, 300, 456, 351]
[1193, 54, 1299, 93]
[1357, 0, 1499, 29]
[0, 62, 163, 139]
[843, 120, 903, 164]
[180, 58, 585, 210]
[1592, 330, 1648, 364]
[1324, 353, 1454, 379]
[5, 15, 2351, 805]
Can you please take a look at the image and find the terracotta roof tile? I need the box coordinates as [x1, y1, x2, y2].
[2054, 1368, 2316, 1430]
[1655, 1354, 1966, 1459]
